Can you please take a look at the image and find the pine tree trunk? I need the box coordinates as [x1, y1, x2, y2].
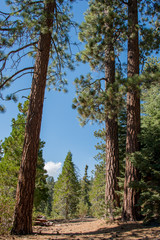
[105, 44, 120, 220]
[11, 1, 55, 235]
[122, 0, 141, 221]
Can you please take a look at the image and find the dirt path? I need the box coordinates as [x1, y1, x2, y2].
[1, 218, 160, 240]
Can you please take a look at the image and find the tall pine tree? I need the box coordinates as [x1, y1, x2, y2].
[122, 0, 141, 221]
[73, 0, 127, 219]
[0, 0, 75, 234]
[122, 0, 160, 221]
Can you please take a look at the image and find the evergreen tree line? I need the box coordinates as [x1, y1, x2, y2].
[0, 0, 160, 235]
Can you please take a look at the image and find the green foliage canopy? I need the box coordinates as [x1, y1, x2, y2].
[0, 0, 76, 111]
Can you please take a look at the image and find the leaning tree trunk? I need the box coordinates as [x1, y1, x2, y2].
[11, 0, 56, 235]
[122, 0, 141, 221]
[105, 37, 120, 219]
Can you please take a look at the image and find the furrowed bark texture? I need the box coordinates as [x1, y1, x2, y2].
[105, 24, 120, 219]
[11, 0, 55, 235]
[122, 0, 141, 221]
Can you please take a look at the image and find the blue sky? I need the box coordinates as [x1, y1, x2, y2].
[0, 0, 102, 179]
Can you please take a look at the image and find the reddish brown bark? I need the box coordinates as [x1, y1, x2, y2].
[122, 0, 141, 221]
[105, 44, 120, 220]
[11, 0, 56, 235]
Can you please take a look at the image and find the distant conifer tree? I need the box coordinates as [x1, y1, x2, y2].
[52, 151, 80, 219]
[78, 165, 91, 217]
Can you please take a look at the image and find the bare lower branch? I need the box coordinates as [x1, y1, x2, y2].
[51, 38, 62, 73]
[0, 42, 38, 72]
[2, 43, 37, 58]
[12, 88, 31, 95]
[0, 41, 37, 72]
[0, 67, 34, 89]
[11, 71, 34, 82]
[1, 87, 31, 101]
[22, 96, 30, 99]
[0, 10, 10, 15]
[0, 28, 16, 31]
[11, 52, 34, 69]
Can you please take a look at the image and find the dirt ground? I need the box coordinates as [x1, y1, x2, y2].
[1, 218, 160, 240]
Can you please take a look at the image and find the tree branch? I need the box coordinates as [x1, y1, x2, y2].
[0, 10, 10, 15]
[11, 71, 34, 82]
[11, 52, 34, 69]
[51, 38, 62, 74]
[12, 88, 31, 95]
[0, 28, 15, 31]
[0, 67, 34, 89]
[0, 42, 38, 72]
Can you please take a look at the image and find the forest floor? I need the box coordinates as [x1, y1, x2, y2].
[1, 218, 160, 240]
